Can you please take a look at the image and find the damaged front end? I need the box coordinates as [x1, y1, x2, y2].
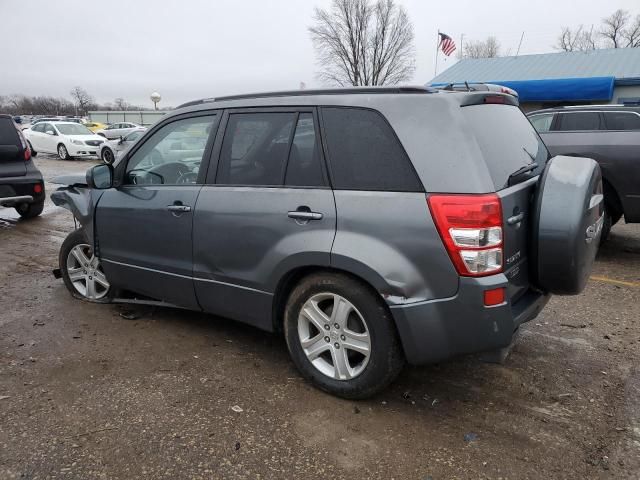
[50, 173, 106, 250]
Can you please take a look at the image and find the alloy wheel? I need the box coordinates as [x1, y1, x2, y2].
[297, 293, 371, 380]
[66, 243, 110, 300]
[58, 144, 68, 160]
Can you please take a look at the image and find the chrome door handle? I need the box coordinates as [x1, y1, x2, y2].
[288, 211, 323, 221]
[167, 204, 192, 213]
[507, 212, 525, 225]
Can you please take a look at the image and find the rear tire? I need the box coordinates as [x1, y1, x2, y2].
[59, 229, 112, 303]
[600, 205, 613, 244]
[284, 272, 404, 399]
[15, 199, 44, 219]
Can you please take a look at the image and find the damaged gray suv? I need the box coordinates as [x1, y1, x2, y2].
[52, 87, 603, 399]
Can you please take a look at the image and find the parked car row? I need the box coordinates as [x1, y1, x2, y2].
[50, 86, 603, 398]
[526, 105, 640, 241]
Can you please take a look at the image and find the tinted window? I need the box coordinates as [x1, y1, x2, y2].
[125, 115, 216, 185]
[32, 123, 44, 133]
[217, 112, 296, 186]
[284, 113, 325, 187]
[464, 105, 548, 190]
[0, 118, 19, 145]
[528, 113, 554, 133]
[557, 112, 602, 131]
[321, 108, 422, 191]
[604, 111, 640, 130]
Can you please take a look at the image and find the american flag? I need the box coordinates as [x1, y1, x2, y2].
[438, 32, 456, 56]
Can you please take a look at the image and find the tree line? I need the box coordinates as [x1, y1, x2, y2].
[0, 86, 144, 116]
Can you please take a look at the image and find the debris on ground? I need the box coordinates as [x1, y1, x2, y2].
[231, 405, 243, 413]
[464, 432, 479, 442]
[119, 310, 141, 320]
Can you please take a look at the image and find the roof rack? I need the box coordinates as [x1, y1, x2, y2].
[176, 86, 435, 109]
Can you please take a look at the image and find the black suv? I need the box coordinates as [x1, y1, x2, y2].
[0, 114, 45, 218]
[528, 105, 640, 240]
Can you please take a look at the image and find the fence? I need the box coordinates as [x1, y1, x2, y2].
[88, 110, 168, 126]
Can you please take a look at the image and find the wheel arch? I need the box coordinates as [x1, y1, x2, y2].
[271, 265, 392, 334]
[602, 176, 623, 219]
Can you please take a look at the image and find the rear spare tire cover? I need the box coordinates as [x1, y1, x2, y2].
[531, 155, 603, 295]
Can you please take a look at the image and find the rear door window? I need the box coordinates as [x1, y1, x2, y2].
[603, 111, 640, 130]
[556, 112, 602, 131]
[463, 104, 548, 190]
[0, 118, 20, 145]
[217, 112, 296, 186]
[284, 113, 325, 187]
[321, 107, 422, 192]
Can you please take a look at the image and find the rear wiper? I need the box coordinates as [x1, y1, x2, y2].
[508, 162, 538, 186]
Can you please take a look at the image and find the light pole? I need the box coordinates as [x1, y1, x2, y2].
[150, 92, 161, 110]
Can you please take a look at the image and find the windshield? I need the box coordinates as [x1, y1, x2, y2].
[464, 105, 549, 190]
[56, 124, 94, 136]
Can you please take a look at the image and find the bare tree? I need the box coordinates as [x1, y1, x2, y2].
[623, 14, 640, 47]
[600, 9, 630, 48]
[462, 36, 500, 58]
[69, 86, 94, 115]
[113, 97, 130, 110]
[309, 0, 415, 86]
[556, 25, 598, 51]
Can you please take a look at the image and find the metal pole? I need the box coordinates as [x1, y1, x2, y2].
[516, 31, 525, 57]
[434, 30, 440, 77]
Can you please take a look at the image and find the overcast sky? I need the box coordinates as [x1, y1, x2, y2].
[1, 0, 638, 108]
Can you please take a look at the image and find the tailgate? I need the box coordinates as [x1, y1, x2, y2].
[498, 177, 538, 302]
[462, 103, 549, 300]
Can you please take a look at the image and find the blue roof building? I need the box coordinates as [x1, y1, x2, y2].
[430, 48, 640, 111]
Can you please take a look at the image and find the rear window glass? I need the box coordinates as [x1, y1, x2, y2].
[464, 105, 548, 190]
[0, 118, 20, 145]
[604, 111, 640, 130]
[557, 112, 602, 131]
[321, 107, 422, 192]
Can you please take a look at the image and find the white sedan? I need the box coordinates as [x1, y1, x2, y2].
[24, 122, 107, 160]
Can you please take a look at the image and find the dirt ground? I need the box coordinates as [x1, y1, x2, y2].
[1, 155, 639, 479]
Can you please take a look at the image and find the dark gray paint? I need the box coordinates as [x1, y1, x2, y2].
[192, 186, 336, 330]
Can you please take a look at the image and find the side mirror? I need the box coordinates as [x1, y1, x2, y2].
[46, 130, 55, 135]
[86, 164, 113, 189]
[118, 136, 124, 144]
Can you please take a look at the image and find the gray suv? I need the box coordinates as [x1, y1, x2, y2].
[51, 87, 603, 398]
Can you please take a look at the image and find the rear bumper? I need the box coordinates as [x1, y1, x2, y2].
[390, 275, 550, 365]
[0, 173, 45, 206]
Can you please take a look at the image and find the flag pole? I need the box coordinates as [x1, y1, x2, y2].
[434, 30, 440, 77]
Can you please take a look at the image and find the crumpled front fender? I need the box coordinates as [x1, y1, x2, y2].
[50, 186, 105, 246]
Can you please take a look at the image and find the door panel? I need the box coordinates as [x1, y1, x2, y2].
[192, 187, 336, 329]
[96, 186, 201, 309]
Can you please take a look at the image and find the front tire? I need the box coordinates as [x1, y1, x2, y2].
[102, 147, 115, 164]
[57, 143, 70, 160]
[60, 229, 112, 302]
[284, 272, 404, 399]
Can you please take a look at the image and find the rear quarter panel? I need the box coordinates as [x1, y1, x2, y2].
[331, 191, 459, 305]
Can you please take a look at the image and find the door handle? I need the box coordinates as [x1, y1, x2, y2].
[507, 212, 525, 225]
[167, 204, 192, 213]
[288, 211, 323, 221]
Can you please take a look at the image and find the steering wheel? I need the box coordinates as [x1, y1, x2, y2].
[176, 171, 198, 184]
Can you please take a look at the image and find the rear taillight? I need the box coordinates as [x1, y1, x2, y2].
[427, 194, 503, 277]
[24, 146, 31, 161]
[17, 129, 31, 161]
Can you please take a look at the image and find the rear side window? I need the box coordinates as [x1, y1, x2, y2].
[557, 112, 602, 131]
[321, 107, 422, 192]
[528, 113, 554, 133]
[604, 111, 640, 131]
[217, 113, 296, 186]
[285, 113, 325, 187]
[464, 105, 548, 190]
[0, 118, 20, 145]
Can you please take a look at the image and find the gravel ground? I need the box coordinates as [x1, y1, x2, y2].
[1, 155, 639, 479]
